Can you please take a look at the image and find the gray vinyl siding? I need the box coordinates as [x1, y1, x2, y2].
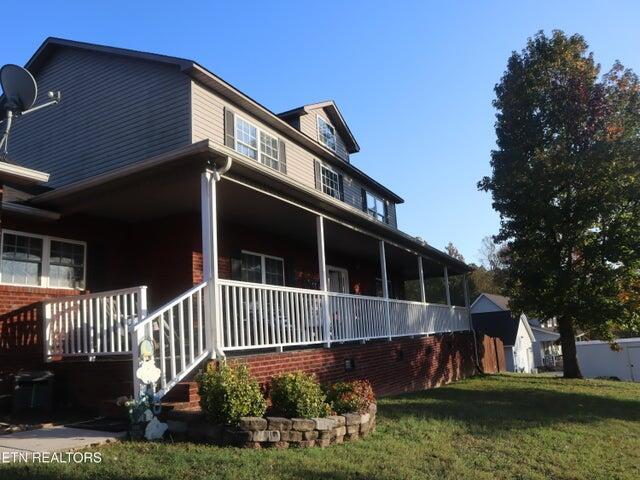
[7, 48, 191, 188]
[191, 79, 398, 228]
[386, 202, 398, 228]
[340, 170, 397, 228]
[192, 80, 315, 188]
[298, 108, 350, 162]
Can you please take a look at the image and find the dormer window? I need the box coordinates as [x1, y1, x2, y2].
[317, 115, 337, 152]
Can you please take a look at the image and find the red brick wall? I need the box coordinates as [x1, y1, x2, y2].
[0, 285, 81, 394]
[224, 332, 480, 397]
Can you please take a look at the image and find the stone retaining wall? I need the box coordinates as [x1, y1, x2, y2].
[168, 403, 377, 448]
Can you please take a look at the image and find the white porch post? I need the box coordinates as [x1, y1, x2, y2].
[443, 266, 451, 306]
[417, 256, 426, 303]
[317, 216, 331, 347]
[201, 170, 221, 358]
[380, 240, 392, 340]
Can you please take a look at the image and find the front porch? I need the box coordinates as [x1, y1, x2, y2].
[3, 145, 473, 403]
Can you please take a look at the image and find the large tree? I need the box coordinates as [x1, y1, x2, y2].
[479, 31, 640, 377]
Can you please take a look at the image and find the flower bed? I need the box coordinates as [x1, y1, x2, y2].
[167, 403, 377, 448]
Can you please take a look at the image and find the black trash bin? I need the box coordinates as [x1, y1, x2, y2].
[12, 371, 54, 413]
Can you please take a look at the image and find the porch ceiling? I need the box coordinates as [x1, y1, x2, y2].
[218, 179, 453, 279]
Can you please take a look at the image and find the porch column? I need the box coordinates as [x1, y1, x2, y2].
[201, 170, 221, 358]
[417, 256, 426, 303]
[379, 240, 392, 340]
[316, 216, 331, 347]
[443, 266, 451, 306]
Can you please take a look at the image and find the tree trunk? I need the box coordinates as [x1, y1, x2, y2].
[557, 317, 582, 378]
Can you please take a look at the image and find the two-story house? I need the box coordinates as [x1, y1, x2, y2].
[0, 38, 479, 411]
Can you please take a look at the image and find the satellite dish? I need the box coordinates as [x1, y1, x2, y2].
[0, 64, 37, 112]
[0, 64, 61, 160]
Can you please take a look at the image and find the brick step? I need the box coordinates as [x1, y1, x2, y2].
[163, 381, 199, 403]
[162, 400, 201, 413]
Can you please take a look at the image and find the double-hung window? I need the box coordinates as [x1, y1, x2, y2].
[365, 191, 387, 223]
[0, 230, 86, 289]
[234, 115, 286, 173]
[49, 240, 86, 289]
[235, 116, 258, 160]
[241, 251, 284, 286]
[0, 233, 43, 286]
[320, 163, 342, 199]
[259, 130, 280, 171]
[317, 115, 337, 152]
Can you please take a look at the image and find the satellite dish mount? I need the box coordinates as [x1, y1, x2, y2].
[0, 64, 61, 160]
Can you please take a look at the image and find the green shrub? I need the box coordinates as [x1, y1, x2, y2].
[269, 371, 330, 418]
[326, 380, 376, 414]
[196, 363, 266, 426]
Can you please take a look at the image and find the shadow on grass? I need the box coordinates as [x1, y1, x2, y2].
[378, 374, 640, 435]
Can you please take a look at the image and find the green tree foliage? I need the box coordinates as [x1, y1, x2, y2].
[479, 31, 640, 377]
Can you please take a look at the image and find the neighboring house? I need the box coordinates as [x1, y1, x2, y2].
[528, 318, 561, 368]
[0, 38, 487, 410]
[471, 293, 536, 373]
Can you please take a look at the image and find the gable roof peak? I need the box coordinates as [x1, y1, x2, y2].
[278, 100, 359, 154]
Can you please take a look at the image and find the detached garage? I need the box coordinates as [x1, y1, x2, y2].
[576, 338, 640, 381]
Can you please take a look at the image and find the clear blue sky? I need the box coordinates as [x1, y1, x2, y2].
[3, 1, 639, 263]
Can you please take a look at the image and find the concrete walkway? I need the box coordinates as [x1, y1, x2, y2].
[0, 426, 125, 453]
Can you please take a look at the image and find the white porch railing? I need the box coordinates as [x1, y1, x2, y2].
[219, 280, 326, 350]
[388, 299, 469, 337]
[218, 279, 470, 351]
[43, 286, 147, 360]
[130, 281, 210, 398]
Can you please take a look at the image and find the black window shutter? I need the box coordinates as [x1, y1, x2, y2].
[361, 188, 367, 212]
[278, 140, 287, 174]
[224, 107, 235, 148]
[338, 174, 345, 201]
[314, 159, 322, 191]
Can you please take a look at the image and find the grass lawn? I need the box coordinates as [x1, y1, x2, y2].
[2, 374, 639, 480]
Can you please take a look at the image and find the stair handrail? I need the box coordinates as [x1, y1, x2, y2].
[129, 281, 207, 331]
[129, 281, 209, 399]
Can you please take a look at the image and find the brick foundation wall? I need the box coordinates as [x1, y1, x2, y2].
[224, 332, 484, 397]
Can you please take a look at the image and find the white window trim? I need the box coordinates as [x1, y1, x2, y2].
[316, 114, 337, 152]
[365, 190, 387, 223]
[241, 250, 285, 285]
[234, 116, 258, 159]
[234, 115, 284, 173]
[0, 229, 87, 290]
[319, 162, 341, 199]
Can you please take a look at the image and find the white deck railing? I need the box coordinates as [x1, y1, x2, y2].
[130, 281, 210, 398]
[219, 280, 326, 350]
[43, 279, 470, 399]
[218, 279, 470, 351]
[43, 286, 147, 360]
